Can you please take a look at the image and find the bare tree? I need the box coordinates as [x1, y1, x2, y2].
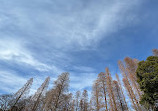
[31, 77, 50, 111]
[75, 91, 81, 111]
[59, 93, 74, 111]
[152, 49, 158, 56]
[69, 94, 75, 111]
[45, 72, 69, 111]
[89, 99, 94, 111]
[79, 98, 84, 111]
[123, 78, 138, 111]
[113, 80, 128, 111]
[42, 89, 55, 111]
[106, 68, 117, 111]
[0, 94, 13, 110]
[116, 74, 129, 111]
[124, 57, 142, 99]
[98, 72, 108, 111]
[11, 78, 33, 108]
[91, 80, 104, 111]
[118, 60, 142, 111]
[80, 90, 89, 111]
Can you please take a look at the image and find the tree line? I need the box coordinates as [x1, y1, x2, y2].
[0, 49, 158, 111]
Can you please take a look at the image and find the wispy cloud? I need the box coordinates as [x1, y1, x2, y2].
[0, 0, 142, 49]
[0, 70, 28, 94]
[0, 70, 56, 95]
[0, 0, 144, 94]
[0, 39, 63, 73]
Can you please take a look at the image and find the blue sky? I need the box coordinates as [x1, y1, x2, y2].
[0, 0, 158, 94]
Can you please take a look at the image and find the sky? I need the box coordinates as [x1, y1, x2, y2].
[0, 0, 158, 95]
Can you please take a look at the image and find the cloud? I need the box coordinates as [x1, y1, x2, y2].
[0, 0, 144, 94]
[0, 70, 28, 93]
[0, 69, 56, 95]
[0, 39, 63, 73]
[0, 0, 142, 50]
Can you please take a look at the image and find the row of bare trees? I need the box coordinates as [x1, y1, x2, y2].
[90, 68, 129, 111]
[0, 73, 70, 111]
[1, 49, 158, 111]
[0, 64, 144, 111]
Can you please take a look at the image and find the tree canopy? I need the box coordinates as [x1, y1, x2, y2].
[136, 56, 158, 110]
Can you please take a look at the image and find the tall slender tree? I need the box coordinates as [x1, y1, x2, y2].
[123, 78, 138, 111]
[124, 57, 142, 99]
[118, 60, 142, 111]
[75, 91, 81, 111]
[42, 89, 55, 111]
[91, 80, 103, 111]
[12, 78, 33, 107]
[60, 93, 74, 111]
[81, 90, 89, 111]
[98, 72, 108, 111]
[116, 74, 129, 111]
[31, 77, 50, 111]
[113, 80, 128, 111]
[69, 94, 75, 111]
[106, 68, 117, 111]
[50, 72, 69, 111]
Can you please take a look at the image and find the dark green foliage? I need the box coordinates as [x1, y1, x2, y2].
[136, 56, 158, 110]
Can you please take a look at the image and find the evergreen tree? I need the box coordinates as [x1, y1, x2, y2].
[136, 56, 158, 110]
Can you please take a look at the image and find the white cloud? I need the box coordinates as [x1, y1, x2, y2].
[0, 0, 142, 50]
[0, 71, 28, 93]
[0, 70, 53, 95]
[0, 39, 63, 73]
[0, 0, 144, 94]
